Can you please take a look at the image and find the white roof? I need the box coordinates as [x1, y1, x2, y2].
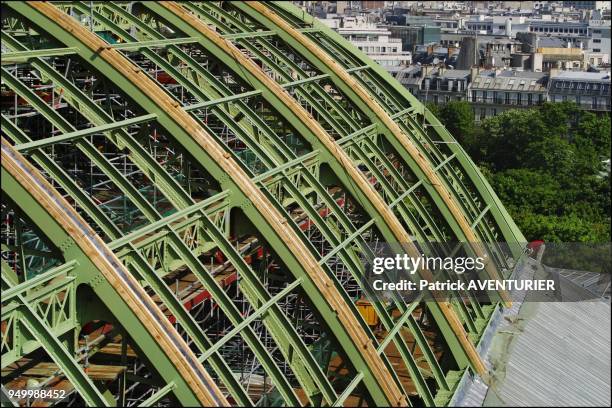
[552, 71, 611, 81]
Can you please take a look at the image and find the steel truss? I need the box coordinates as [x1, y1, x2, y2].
[1, 2, 525, 407]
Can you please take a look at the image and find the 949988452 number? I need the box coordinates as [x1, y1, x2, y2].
[7, 389, 66, 400]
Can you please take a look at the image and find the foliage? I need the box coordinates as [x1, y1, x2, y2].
[430, 101, 611, 243]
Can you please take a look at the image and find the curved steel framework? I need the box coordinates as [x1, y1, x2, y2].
[1, 2, 525, 406]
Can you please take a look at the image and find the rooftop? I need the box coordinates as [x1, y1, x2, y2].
[472, 70, 548, 90]
[435, 68, 472, 79]
[551, 71, 612, 81]
[538, 37, 567, 47]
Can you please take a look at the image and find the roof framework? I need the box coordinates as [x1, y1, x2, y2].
[1, 2, 525, 406]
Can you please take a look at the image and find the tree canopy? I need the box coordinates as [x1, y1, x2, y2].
[429, 101, 611, 243]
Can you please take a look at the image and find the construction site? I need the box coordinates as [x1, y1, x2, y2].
[3, 1, 603, 407]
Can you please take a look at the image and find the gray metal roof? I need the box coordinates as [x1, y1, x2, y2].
[456, 257, 611, 407]
[483, 301, 611, 407]
[551, 71, 611, 82]
[438, 69, 472, 79]
[471, 71, 548, 91]
[538, 37, 566, 48]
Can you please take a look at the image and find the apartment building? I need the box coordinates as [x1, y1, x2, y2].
[548, 70, 611, 111]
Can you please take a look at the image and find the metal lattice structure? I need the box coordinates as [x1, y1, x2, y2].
[1, 2, 525, 406]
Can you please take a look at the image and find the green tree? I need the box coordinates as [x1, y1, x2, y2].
[426, 98, 610, 243]
[479, 109, 548, 170]
[437, 101, 475, 146]
[575, 112, 611, 157]
[538, 101, 578, 138]
[514, 213, 608, 243]
[523, 136, 576, 180]
[491, 169, 563, 215]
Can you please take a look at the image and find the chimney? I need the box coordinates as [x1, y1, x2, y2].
[470, 66, 479, 81]
[422, 65, 431, 78]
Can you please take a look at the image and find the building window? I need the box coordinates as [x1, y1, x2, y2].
[505, 92, 511, 104]
[594, 39, 601, 43]
[528, 93, 533, 105]
[594, 48, 601, 52]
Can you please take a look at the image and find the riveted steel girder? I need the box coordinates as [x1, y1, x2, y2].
[1, 2, 526, 406]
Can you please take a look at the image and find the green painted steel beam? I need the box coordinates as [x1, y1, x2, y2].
[14, 114, 157, 152]
[1, 114, 122, 240]
[222, 30, 275, 39]
[1, 145, 203, 406]
[138, 383, 175, 407]
[110, 36, 199, 49]
[184, 90, 262, 111]
[108, 192, 229, 250]
[1, 67, 162, 223]
[10, 3, 354, 404]
[272, 0, 526, 251]
[2, 31, 194, 216]
[0, 3, 528, 406]
[1, 47, 78, 62]
[202, 1, 480, 372]
[198, 278, 302, 362]
[1, 260, 19, 288]
[131, 2, 480, 398]
[222, 27, 319, 40]
[2, 260, 77, 302]
[126, 246, 254, 406]
[2, 275, 108, 407]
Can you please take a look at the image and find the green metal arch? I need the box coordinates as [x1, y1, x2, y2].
[1, 2, 526, 407]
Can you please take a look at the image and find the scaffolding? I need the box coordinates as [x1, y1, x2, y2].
[1, 2, 526, 407]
